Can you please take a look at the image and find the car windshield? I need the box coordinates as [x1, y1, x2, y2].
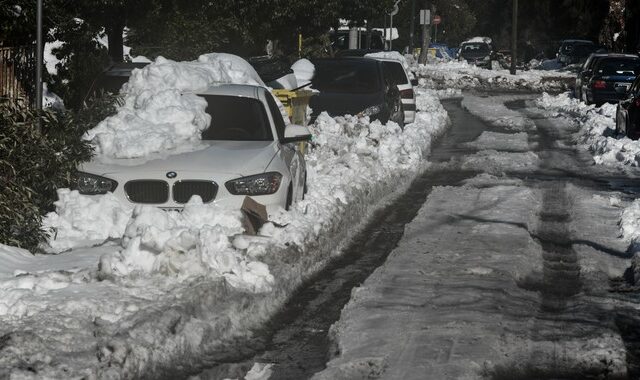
[312, 60, 382, 93]
[597, 59, 640, 76]
[461, 43, 489, 54]
[561, 42, 593, 54]
[199, 95, 273, 141]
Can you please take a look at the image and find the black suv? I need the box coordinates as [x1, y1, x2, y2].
[309, 58, 403, 125]
[557, 40, 598, 66]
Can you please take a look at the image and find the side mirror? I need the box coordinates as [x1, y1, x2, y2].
[410, 78, 419, 86]
[281, 124, 312, 144]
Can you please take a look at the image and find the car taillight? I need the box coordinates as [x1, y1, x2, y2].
[635, 99, 640, 108]
[593, 80, 607, 89]
[400, 88, 414, 99]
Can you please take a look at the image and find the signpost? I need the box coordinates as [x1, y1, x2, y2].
[433, 15, 441, 43]
[419, 9, 430, 25]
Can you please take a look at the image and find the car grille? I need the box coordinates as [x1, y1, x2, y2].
[124, 180, 169, 204]
[173, 180, 218, 203]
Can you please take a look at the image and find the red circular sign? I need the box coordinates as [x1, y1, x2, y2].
[433, 15, 442, 25]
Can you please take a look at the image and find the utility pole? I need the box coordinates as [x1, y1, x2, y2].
[410, 0, 416, 52]
[389, 0, 400, 50]
[36, 0, 43, 120]
[510, 0, 518, 75]
[418, 2, 431, 64]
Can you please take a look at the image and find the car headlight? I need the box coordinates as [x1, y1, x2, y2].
[75, 172, 118, 195]
[359, 105, 382, 117]
[225, 172, 282, 196]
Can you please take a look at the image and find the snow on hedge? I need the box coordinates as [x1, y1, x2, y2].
[1, 90, 449, 378]
[535, 92, 640, 166]
[413, 60, 574, 92]
[84, 53, 264, 159]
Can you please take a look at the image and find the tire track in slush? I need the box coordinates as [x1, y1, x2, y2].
[489, 101, 625, 379]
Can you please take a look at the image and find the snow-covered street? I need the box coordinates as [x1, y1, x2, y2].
[312, 94, 640, 379]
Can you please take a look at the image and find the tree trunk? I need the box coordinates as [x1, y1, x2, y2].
[106, 22, 124, 63]
[418, 2, 433, 64]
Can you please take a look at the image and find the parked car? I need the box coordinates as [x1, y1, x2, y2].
[332, 51, 417, 124]
[76, 84, 311, 212]
[575, 53, 611, 101]
[616, 74, 640, 139]
[83, 62, 150, 100]
[458, 37, 493, 69]
[309, 57, 405, 125]
[247, 55, 297, 89]
[557, 40, 598, 66]
[582, 55, 640, 106]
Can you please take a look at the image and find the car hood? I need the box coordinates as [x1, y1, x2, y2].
[309, 91, 385, 118]
[81, 140, 279, 178]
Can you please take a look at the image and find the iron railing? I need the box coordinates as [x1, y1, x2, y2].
[0, 46, 36, 107]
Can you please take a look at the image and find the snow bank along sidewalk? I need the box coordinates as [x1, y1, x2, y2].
[414, 60, 574, 93]
[535, 92, 640, 167]
[0, 91, 449, 377]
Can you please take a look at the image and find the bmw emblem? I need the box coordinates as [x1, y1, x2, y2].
[166, 171, 177, 179]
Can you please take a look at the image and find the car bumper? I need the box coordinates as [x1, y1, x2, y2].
[81, 171, 291, 213]
[588, 90, 627, 105]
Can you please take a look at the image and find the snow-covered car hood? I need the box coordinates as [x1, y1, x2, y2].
[81, 140, 279, 178]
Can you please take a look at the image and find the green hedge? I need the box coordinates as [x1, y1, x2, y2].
[0, 97, 117, 251]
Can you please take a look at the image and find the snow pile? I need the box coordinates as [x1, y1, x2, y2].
[535, 92, 640, 166]
[291, 58, 315, 86]
[84, 53, 264, 159]
[42, 189, 133, 253]
[98, 197, 274, 293]
[620, 199, 640, 247]
[365, 51, 415, 79]
[414, 60, 574, 92]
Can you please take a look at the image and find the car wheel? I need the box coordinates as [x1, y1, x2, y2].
[303, 173, 308, 199]
[285, 184, 293, 211]
[390, 98, 404, 127]
[626, 115, 635, 139]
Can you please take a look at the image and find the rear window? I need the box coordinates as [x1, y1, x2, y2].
[461, 43, 489, 54]
[312, 60, 382, 93]
[596, 59, 640, 76]
[382, 61, 409, 85]
[200, 95, 273, 141]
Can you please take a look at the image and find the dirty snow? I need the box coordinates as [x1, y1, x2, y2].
[535, 92, 640, 166]
[414, 60, 573, 92]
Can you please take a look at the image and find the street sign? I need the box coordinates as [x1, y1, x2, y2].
[419, 9, 430, 25]
[433, 15, 442, 25]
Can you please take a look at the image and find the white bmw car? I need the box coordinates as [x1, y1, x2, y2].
[76, 84, 311, 213]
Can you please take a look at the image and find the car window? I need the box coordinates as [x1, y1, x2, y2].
[596, 59, 640, 76]
[200, 95, 273, 141]
[265, 93, 286, 140]
[461, 43, 489, 54]
[312, 60, 382, 93]
[382, 61, 409, 85]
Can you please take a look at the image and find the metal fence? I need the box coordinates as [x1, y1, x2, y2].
[0, 46, 36, 107]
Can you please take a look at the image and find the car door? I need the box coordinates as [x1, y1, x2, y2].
[622, 76, 640, 130]
[265, 93, 304, 202]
